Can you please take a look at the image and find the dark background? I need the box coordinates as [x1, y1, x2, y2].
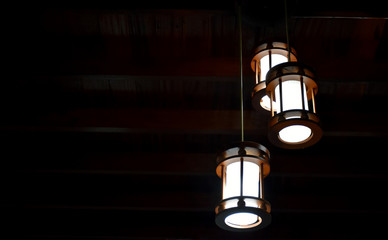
[2, 0, 388, 239]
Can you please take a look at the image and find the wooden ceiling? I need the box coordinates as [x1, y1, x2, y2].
[3, 0, 388, 239]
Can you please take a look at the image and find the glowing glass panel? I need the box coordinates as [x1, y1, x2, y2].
[223, 161, 260, 199]
[260, 54, 288, 81]
[274, 80, 309, 113]
[279, 125, 312, 143]
[225, 212, 260, 228]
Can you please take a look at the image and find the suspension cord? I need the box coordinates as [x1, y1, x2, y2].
[284, 0, 291, 61]
[238, 4, 244, 142]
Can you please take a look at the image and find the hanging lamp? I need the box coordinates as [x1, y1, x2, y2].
[251, 42, 297, 111]
[215, 4, 271, 232]
[215, 142, 271, 231]
[262, 0, 322, 149]
[265, 62, 322, 149]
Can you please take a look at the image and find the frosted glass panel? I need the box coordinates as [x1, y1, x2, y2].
[243, 162, 259, 197]
[274, 80, 309, 113]
[223, 161, 259, 199]
[260, 54, 288, 81]
[225, 212, 260, 227]
[279, 125, 312, 143]
[223, 162, 240, 199]
[271, 54, 288, 68]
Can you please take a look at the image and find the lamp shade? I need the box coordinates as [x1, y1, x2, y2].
[251, 42, 297, 111]
[215, 142, 271, 231]
[265, 62, 322, 149]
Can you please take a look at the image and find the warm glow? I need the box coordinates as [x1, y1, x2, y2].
[223, 162, 240, 199]
[275, 80, 308, 113]
[274, 80, 311, 143]
[243, 162, 259, 197]
[260, 95, 272, 111]
[279, 125, 312, 143]
[260, 54, 288, 81]
[225, 212, 261, 228]
[223, 161, 260, 200]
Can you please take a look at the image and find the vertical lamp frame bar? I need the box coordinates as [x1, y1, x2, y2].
[239, 157, 244, 198]
[300, 75, 306, 111]
[311, 88, 316, 113]
[270, 91, 274, 117]
[255, 60, 259, 85]
[259, 163, 264, 199]
[278, 77, 284, 113]
[221, 166, 226, 200]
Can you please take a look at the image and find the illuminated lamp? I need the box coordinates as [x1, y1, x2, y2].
[265, 62, 322, 149]
[251, 42, 297, 111]
[215, 142, 271, 231]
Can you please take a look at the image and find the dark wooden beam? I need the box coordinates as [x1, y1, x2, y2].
[7, 171, 387, 239]
[2, 107, 387, 136]
[8, 170, 388, 211]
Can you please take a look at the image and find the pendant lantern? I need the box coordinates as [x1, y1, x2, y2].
[251, 42, 297, 111]
[265, 62, 322, 149]
[215, 142, 271, 231]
